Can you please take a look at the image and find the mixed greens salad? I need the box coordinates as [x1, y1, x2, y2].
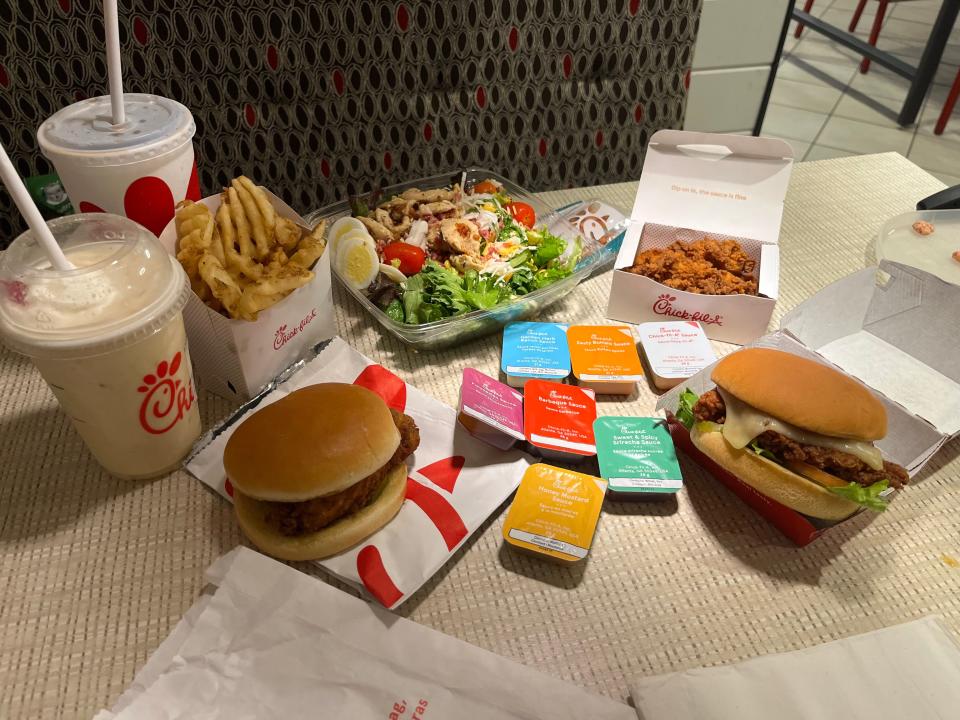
[326, 179, 582, 326]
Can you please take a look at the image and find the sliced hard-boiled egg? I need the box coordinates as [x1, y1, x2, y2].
[379, 262, 407, 284]
[329, 216, 368, 261]
[336, 234, 380, 289]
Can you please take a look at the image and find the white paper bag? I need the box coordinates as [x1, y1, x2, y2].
[98, 547, 636, 720]
[187, 338, 530, 609]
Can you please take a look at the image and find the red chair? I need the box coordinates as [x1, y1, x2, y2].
[935, 67, 960, 134]
[793, 0, 890, 74]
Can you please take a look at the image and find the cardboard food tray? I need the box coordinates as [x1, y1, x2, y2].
[656, 261, 960, 546]
[607, 130, 793, 345]
[158, 190, 335, 400]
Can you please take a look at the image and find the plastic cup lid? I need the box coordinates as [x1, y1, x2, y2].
[37, 94, 195, 167]
[0, 214, 190, 358]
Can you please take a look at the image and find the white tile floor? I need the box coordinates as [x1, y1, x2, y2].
[762, 0, 960, 184]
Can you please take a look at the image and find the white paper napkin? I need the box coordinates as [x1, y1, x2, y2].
[97, 547, 635, 720]
[629, 616, 960, 720]
[187, 337, 530, 609]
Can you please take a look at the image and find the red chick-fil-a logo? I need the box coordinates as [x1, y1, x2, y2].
[273, 307, 318, 350]
[137, 351, 196, 435]
[652, 294, 723, 326]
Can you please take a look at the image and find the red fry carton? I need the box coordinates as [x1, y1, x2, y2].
[656, 262, 960, 545]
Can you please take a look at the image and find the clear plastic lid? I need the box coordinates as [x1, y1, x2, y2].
[0, 214, 190, 358]
[37, 94, 195, 166]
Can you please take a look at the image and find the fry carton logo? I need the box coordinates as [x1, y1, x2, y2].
[137, 351, 196, 435]
[273, 307, 318, 350]
[652, 294, 723, 326]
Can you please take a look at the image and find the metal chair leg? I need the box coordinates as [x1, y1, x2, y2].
[935, 68, 960, 135]
[860, 0, 889, 74]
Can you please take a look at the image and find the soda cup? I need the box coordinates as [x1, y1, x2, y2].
[0, 214, 202, 479]
[37, 93, 200, 237]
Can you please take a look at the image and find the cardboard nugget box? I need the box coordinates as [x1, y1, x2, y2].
[607, 130, 794, 345]
[656, 261, 960, 546]
[159, 190, 335, 400]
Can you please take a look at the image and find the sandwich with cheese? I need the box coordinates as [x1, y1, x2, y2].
[675, 348, 909, 520]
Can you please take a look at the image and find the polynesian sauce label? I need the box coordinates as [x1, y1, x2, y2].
[501, 321, 571, 381]
[567, 325, 644, 383]
[593, 417, 683, 494]
[503, 463, 607, 563]
[523, 379, 597, 456]
[457, 368, 525, 450]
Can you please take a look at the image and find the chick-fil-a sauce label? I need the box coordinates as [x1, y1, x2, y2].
[523, 379, 597, 456]
[137, 351, 196, 435]
[458, 368, 525, 449]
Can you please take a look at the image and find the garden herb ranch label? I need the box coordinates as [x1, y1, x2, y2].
[593, 417, 683, 493]
[501, 321, 571, 385]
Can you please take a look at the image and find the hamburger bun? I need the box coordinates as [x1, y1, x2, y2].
[690, 426, 860, 521]
[224, 383, 401, 502]
[711, 348, 886, 441]
[234, 463, 407, 561]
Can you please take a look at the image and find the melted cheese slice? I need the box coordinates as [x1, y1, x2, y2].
[717, 388, 884, 470]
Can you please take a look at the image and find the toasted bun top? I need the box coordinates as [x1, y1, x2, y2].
[711, 348, 886, 441]
[224, 383, 401, 502]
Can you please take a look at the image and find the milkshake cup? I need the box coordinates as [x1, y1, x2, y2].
[0, 213, 201, 479]
[37, 93, 200, 237]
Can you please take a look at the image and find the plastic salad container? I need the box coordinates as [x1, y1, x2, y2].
[304, 168, 626, 351]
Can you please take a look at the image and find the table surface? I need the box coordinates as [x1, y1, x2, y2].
[3, 153, 959, 719]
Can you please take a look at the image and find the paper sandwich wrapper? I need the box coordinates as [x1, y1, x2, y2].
[96, 546, 636, 720]
[607, 130, 794, 345]
[629, 616, 960, 720]
[187, 337, 531, 609]
[656, 261, 960, 545]
[158, 189, 335, 400]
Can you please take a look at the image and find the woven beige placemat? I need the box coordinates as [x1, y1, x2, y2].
[2, 153, 958, 719]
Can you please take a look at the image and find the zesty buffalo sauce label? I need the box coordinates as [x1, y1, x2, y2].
[523, 379, 597, 456]
[503, 463, 607, 563]
[567, 325, 644, 382]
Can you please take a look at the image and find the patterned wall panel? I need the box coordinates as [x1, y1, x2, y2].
[0, 0, 702, 243]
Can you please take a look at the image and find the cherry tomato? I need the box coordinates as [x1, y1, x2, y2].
[473, 179, 501, 194]
[506, 201, 536, 229]
[382, 242, 426, 276]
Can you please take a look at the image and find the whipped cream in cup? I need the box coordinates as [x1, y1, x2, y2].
[0, 213, 201, 478]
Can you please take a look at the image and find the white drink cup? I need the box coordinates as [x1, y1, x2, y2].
[37, 93, 199, 237]
[0, 214, 201, 479]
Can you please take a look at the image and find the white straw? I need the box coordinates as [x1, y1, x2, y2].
[104, 0, 125, 125]
[0, 142, 74, 271]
